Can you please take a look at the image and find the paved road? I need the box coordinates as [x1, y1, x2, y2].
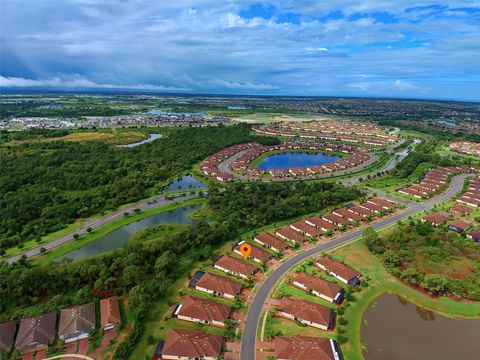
[5, 192, 203, 264]
[240, 173, 470, 360]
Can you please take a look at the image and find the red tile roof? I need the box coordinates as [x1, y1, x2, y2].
[100, 296, 121, 327]
[316, 256, 361, 281]
[0, 321, 16, 354]
[254, 232, 289, 250]
[214, 255, 256, 277]
[161, 329, 223, 358]
[305, 217, 337, 231]
[196, 272, 243, 296]
[290, 221, 324, 237]
[276, 227, 307, 243]
[275, 336, 337, 360]
[278, 297, 332, 328]
[292, 273, 342, 299]
[234, 242, 272, 261]
[422, 213, 449, 225]
[177, 296, 231, 324]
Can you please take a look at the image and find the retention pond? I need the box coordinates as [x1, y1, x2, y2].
[361, 294, 480, 360]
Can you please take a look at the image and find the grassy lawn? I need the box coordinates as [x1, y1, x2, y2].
[32, 197, 205, 265]
[328, 239, 480, 360]
[1, 221, 83, 259]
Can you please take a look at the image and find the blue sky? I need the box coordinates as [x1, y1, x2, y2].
[0, 1, 479, 100]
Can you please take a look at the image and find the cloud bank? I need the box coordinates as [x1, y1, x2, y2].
[0, 1, 479, 100]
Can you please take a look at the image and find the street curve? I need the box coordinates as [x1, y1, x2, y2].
[240, 173, 470, 360]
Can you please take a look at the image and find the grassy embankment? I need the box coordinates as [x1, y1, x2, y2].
[328, 239, 480, 360]
[31, 197, 205, 265]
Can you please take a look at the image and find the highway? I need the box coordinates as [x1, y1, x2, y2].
[240, 173, 470, 360]
[5, 192, 203, 264]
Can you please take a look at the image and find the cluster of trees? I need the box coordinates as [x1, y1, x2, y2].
[0, 128, 70, 142]
[363, 224, 480, 300]
[0, 124, 278, 250]
[0, 180, 361, 357]
[391, 140, 455, 178]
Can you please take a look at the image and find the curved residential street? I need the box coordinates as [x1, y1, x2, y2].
[240, 173, 470, 360]
[5, 192, 203, 264]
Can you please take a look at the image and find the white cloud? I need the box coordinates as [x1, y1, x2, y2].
[0, 75, 190, 91]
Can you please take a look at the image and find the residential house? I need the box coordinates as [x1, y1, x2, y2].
[322, 213, 349, 226]
[277, 298, 335, 331]
[0, 321, 16, 355]
[450, 204, 473, 217]
[332, 208, 363, 222]
[173, 296, 231, 328]
[15, 312, 56, 353]
[275, 336, 342, 360]
[421, 213, 449, 227]
[448, 220, 470, 234]
[305, 217, 337, 232]
[214, 255, 257, 279]
[316, 256, 362, 286]
[276, 227, 307, 244]
[159, 329, 223, 360]
[191, 272, 243, 300]
[467, 229, 480, 242]
[59, 302, 96, 343]
[291, 273, 344, 304]
[100, 296, 121, 331]
[234, 241, 272, 263]
[289, 221, 323, 237]
[253, 232, 289, 253]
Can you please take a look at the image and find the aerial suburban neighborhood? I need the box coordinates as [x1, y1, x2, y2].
[1, 1, 480, 360]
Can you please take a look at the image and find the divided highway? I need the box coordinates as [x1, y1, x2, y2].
[240, 174, 470, 360]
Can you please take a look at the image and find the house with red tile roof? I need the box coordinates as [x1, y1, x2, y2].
[191, 272, 243, 300]
[15, 312, 56, 353]
[276, 227, 307, 244]
[332, 208, 363, 222]
[173, 296, 231, 328]
[100, 296, 121, 330]
[350, 204, 376, 217]
[448, 220, 471, 234]
[158, 329, 223, 360]
[316, 256, 362, 286]
[233, 241, 272, 263]
[214, 255, 256, 279]
[322, 213, 349, 226]
[467, 229, 480, 242]
[275, 336, 342, 360]
[367, 197, 396, 209]
[277, 298, 335, 331]
[421, 213, 449, 227]
[450, 204, 473, 217]
[253, 232, 288, 252]
[358, 202, 389, 215]
[0, 321, 16, 355]
[59, 302, 96, 343]
[305, 217, 337, 232]
[289, 221, 324, 237]
[291, 273, 344, 304]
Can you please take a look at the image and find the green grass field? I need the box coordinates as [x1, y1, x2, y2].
[328, 239, 480, 360]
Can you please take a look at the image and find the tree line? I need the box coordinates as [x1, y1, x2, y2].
[0, 124, 278, 250]
[0, 180, 361, 358]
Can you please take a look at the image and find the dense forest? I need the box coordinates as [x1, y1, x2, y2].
[364, 225, 480, 300]
[0, 181, 361, 358]
[0, 124, 279, 250]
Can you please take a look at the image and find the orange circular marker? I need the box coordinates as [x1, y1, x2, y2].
[240, 243, 252, 260]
